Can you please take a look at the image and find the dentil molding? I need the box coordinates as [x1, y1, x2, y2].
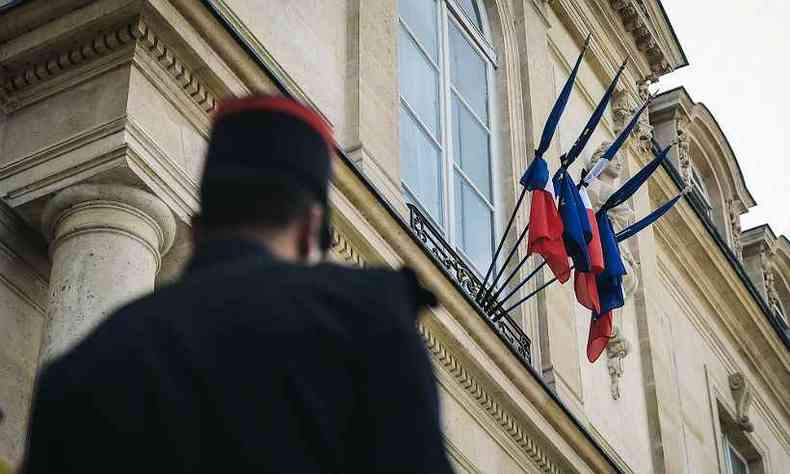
[0, 18, 218, 117]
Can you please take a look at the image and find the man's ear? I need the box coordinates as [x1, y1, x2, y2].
[190, 214, 203, 246]
[296, 205, 324, 263]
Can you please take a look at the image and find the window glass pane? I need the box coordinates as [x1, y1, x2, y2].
[448, 22, 488, 121]
[452, 94, 491, 200]
[399, 0, 438, 61]
[399, 26, 441, 138]
[727, 446, 749, 474]
[456, 0, 483, 30]
[401, 107, 443, 225]
[455, 173, 493, 272]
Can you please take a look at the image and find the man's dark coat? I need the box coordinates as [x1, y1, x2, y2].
[23, 239, 454, 473]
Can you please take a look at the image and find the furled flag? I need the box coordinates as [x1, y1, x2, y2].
[534, 35, 591, 163]
[553, 170, 592, 273]
[521, 158, 570, 283]
[616, 193, 684, 242]
[574, 186, 604, 313]
[587, 310, 613, 363]
[562, 59, 628, 170]
[601, 143, 674, 212]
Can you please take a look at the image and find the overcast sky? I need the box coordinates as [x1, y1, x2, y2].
[657, 0, 790, 237]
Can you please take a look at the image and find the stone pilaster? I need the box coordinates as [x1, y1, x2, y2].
[41, 184, 175, 360]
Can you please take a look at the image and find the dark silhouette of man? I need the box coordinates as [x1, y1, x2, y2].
[22, 95, 455, 473]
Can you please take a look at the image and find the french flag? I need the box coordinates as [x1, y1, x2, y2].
[574, 187, 604, 313]
[586, 310, 613, 362]
[520, 158, 571, 283]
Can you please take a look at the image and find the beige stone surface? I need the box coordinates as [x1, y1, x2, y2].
[0, 203, 48, 464]
[0, 0, 788, 472]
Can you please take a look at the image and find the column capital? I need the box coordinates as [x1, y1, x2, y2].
[42, 184, 176, 270]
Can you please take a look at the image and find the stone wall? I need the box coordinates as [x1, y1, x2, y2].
[0, 203, 48, 463]
[0, 0, 788, 472]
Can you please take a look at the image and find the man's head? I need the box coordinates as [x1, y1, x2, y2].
[194, 95, 334, 263]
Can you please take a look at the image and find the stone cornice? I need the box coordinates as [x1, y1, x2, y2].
[605, 0, 686, 75]
[132, 19, 217, 114]
[419, 323, 564, 474]
[0, 17, 219, 117]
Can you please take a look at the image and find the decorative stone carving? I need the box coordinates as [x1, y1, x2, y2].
[586, 142, 639, 298]
[676, 117, 693, 189]
[727, 198, 743, 261]
[329, 226, 365, 268]
[0, 20, 217, 114]
[419, 324, 562, 473]
[759, 244, 783, 316]
[609, 0, 672, 74]
[606, 327, 631, 400]
[635, 78, 655, 153]
[612, 89, 634, 134]
[728, 373, 754, 433]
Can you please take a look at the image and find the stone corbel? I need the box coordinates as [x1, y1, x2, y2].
[728, 373, 754, 433]
[635, 78, 655, 153]
[726, 198, 743, 261]
[675, 116, 692, 190]
[606, 326, 631, 400]
[612, 88, 634, 134]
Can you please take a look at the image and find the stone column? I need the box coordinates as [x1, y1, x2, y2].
[41, 184, 175, 360]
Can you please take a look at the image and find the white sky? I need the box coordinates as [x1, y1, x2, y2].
[657, 0, 790, 237]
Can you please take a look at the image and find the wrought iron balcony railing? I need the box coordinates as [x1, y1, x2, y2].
[407, 203, 532, 365]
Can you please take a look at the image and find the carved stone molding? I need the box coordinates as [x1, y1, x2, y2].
[728, 372, 754, 433]
[675, 116, 692, 189]
[0, 23, 137, 113]
[605, 326, 631, 400]
[727, 198, 743, 261]
[609, 0, 671, 74]
[635, 78, 654, 153]
[418, 324, 562, 474]
[0, 19, 218, 115]
[328, 226, 366, 268]
[132, 20, 217, 114]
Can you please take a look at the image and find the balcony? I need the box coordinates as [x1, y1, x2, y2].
[407, 203, 532, 366]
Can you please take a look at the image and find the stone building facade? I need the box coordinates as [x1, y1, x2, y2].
[0, 1, 788, 472]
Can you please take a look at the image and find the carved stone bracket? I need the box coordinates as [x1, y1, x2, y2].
[606, 326, 631, 400]
[727, 198, 743, 261]
[728, 372, 754, 433]
[759, 244, 783, 317]
[676, 116, 692, 190]
[635, 78, 655, 153]
[609, 0, 671, 74]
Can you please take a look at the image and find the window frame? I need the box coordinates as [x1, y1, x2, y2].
[398, 0, 500, 275]
[723, 434, 751, 474]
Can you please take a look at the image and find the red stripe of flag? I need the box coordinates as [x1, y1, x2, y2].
[527, 189, 571, 283]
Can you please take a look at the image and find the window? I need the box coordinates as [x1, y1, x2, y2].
[724, 436, 750, 474]
[398, 0, 497, 273]
[690, 165, 713, 219]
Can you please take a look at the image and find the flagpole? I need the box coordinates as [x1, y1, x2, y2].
[479, 223, 529, 303]
[487, 260, 547, 314]
[492, 266, 567, 321]
[477, 187, 527, 301]
[479, 34, 591, 301]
